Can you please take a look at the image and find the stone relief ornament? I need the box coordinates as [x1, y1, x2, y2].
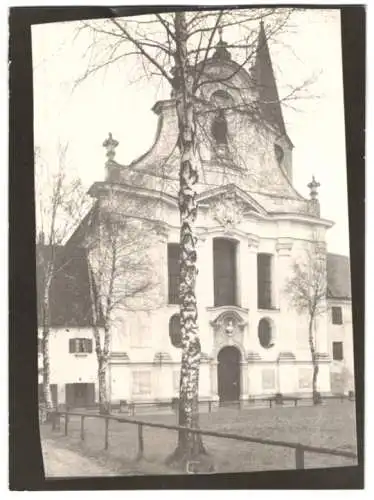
[210, 191, 245, 229]
[210, 311, 247, 345]
[225, 320, 235, 337]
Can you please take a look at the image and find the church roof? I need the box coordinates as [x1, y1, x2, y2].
[252, 21, 289, 141]
[326, 253, 352, 299]
[36, 243, 103, 328]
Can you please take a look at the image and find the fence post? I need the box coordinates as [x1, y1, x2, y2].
[208, 401, 212, 413]
[104, 418, 109, 450]
[137, 424, 144, 460]
[80, 416, 85, 441]
[295, 445, 305, 469]
[64, 413, 68, 436]
[52, 412, 56, 431]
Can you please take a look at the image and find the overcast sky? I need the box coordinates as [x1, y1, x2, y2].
[32, 9, 350, 256]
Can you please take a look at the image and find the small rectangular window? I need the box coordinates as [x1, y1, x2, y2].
[332, 341, 344, 361]
[332, 306, 343, 325]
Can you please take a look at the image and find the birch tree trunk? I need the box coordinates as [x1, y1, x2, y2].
[167, 11, 206, 465]
[42, 272, 53, 411]
[98, 354, 110, 414]
[308, 317, 320, 405]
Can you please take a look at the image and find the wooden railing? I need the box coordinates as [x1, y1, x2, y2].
[46, 407, 357, 471]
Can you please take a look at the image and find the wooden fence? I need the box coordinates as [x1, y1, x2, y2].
[47, 408, 357, 472]
[57, 393, 355, 417]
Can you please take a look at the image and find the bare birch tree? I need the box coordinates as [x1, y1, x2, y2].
[35, 144, 90, 410]
[73, 7, 319, 464]
[284, 235, 327, 404]
[84, 190, 158, 414]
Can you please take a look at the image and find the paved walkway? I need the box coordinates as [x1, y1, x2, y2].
[42, 439, 118, 477]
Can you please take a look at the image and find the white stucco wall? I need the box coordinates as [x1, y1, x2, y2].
[327, 299, 355, 393]
[38, 326, 102, 404]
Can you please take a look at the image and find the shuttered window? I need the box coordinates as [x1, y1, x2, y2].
[69, 338, 93, 354]
[332, 341, 344, 361]
[257, 254, 272, 309]
[332, 306, 343, 325]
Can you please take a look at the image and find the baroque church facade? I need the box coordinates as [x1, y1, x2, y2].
[37, 25, 354, 409]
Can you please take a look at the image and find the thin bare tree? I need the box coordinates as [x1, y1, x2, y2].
[284, 235, 327, 404]
[35, 144, 90, 411]
[84, 189, 159, 414]
[73, 8, 319, 465]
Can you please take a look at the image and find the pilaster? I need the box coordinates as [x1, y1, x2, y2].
[210, 360, 219, 400]
[247, 233, 260, 312]
[240, 360, 249, 398]
[196, 231, 214, 309]
[275, 238, 294, 351]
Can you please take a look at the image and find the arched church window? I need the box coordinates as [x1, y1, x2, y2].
[211, 110, 228, 145]
[274, 144, 284, 165]
[258, 318, 274, 349]
[169, 314, 182, 348]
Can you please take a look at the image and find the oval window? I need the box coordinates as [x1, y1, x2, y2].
[169, 314, 182, 348]
[258, 318, 274, 349]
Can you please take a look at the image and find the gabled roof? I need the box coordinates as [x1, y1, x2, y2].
[36, 243, 102, 328]
[326, 253, 352, 300]
[252, 21, 290, 142]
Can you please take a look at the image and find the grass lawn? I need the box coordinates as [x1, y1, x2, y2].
[41, 400, 358, 475]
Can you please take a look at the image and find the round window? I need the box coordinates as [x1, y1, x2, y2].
[169, 314, 182, 348]
[258, 318, 274, 349]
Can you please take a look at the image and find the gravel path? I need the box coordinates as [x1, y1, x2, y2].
[42, 439, 118, 477]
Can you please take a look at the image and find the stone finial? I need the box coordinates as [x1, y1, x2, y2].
[307, 175, 320, 200]
[103, 132, 119, 162]
[307, 176, 321, 217]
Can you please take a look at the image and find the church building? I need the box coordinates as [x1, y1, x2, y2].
[37, 24, 354, 409]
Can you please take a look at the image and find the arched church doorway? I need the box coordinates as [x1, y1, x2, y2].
[217, 346, 241, 402]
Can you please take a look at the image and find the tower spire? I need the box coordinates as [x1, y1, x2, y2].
[253, 21, 287, 136]
[218, 26, 223, 41]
